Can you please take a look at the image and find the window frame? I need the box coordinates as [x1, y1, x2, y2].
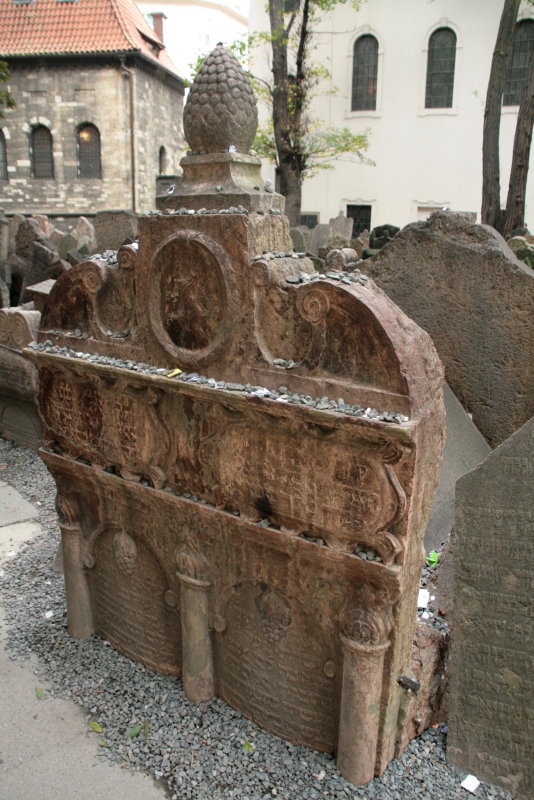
[77, 122, 102, 179]
[30, 124, 54, 179]
[503, 19, 534, 107]
[351, 34, 379, 113]
[0, 130, 8, 180]
[425, 26, 457, 109]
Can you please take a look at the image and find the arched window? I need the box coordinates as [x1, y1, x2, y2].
[77, 123, 101, 178]
[504, 19, 534, 106]
[425, 27, 456, 108]
[159, 145, 167, 174]
[31, 125, 54, 178]
[351, 35, 378, 111]
[0, 131, 7, 180]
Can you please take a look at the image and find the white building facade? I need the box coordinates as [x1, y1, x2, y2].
[138, 0, 248, 81]
[249, 0, 534, 231]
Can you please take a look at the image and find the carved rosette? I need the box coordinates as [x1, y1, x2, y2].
[183, 44, 258, 154]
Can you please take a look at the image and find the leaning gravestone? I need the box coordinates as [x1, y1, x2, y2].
[329, 210, 353, 240]
[27, 45, 445, 787]
[448, 417, 534, 800]
[363, 210, 534, 447]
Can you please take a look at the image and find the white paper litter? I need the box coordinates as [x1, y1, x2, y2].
[417, 588, 430, 608]
[461, 775, 480, 793]
[44, 610, 54, 619]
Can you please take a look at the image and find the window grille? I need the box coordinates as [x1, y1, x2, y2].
[77, 123, 101, 178]
[347, 204, 371, 236]
[300, 213, 319, 228]
[425, 27, 456, 109]
[351, 35, 378, 111]
[504, 20, 534, 106]
[0, 131, 7, 180]
[31, 125, 54, 178]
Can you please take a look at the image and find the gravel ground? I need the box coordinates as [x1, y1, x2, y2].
[0, 437, 517, 800]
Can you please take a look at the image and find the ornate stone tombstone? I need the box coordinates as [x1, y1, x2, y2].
[27, 46, 445, 786]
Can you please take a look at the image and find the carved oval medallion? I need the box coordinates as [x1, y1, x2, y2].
[149, 232, 237, 367]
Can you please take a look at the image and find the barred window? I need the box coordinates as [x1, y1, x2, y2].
[425, 27, 456, 108]
[31, 125, 54, 178]
[347, 204, 371, 236]
[77, 123, 101, 178]
[352, 35, 378, 111]
[0, 131, 7, 180]
[504, 20, 534, 106]
[159, 145, 167, 174]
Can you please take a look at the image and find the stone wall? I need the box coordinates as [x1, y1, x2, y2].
[1, 56, 184, 215]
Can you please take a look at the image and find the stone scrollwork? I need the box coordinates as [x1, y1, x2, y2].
[175, 544, 210, 583]
[296, 286, 331, 324]
[343, 605, 394, 648]
[117, 244, 138, 271]
[82, 261, 107, 294]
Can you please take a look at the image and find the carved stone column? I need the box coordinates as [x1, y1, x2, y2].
[56, 496, 94, 639]
[176, 546, 214, 702]
[337, 606, 394, 785]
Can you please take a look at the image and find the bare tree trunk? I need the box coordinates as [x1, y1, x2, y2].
[503, 49, 534, 237]
[482, 0, 520, 232]
[268, 0, 308, 225]
[280, 166, 302, 225]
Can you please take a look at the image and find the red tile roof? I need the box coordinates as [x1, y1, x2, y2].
[0, 0, 181, 78]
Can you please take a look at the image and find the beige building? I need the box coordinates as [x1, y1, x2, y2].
[0, 0, 185, 216]
[249, 0, 534, 231]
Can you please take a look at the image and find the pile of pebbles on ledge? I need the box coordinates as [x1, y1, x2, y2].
[26, 342, 409, 426]
[0, 438, 518, 800]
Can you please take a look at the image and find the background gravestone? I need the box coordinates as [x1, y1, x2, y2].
[363, 210, 534, 447]
[423, 383, 490, 551]
[94, 211, 138, 253]
[448, 417, 534, 800]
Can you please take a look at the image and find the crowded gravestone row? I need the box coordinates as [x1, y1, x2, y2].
[1, 44, 531, 799]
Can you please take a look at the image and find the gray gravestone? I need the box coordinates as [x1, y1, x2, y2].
[424, 383, 490, 551]
[363, 210, 534, 447]
[308, 223, 330, 256]
[448, 416, 534, 800]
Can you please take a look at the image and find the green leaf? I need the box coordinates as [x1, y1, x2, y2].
[98, 740, 110, 748]
[426, 551, 440, 568]
[126, 723, 143, 739]
[88, 721, 103, 733]
[35, 687, 44, 700]
[143, 721, 150, 740]
[243, 740, 254, 753]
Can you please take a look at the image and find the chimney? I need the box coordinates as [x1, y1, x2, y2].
[150, 12, 166, 44]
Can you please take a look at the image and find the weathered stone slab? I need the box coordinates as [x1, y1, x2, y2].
[308, 223, 330, 256]
[424, 383, 490, 551]
[94, 211, 138, 252]
[329, 211, 353, 240]
[448, 417, 534, 800]
[0, 307, 43, 449]
[28, 45, 446, 789]
[364, 210, 534, 446]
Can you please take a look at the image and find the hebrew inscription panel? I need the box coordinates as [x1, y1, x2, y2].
[87, 529, 181, 675]
[448, 418, 534, 800]
[215, 581, 340, 751]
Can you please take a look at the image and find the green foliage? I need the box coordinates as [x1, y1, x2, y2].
[0, 60, 15, 117]
[88, 720, 103, 733]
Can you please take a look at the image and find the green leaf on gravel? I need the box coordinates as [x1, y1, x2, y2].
[126, 723, 143, 739]
[243, 740, 254, 753]
[98, 740, 110, 748]
[35, 687, 44, 700]
[88, 721, 103, 733]
[143, 721, 150, 740]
